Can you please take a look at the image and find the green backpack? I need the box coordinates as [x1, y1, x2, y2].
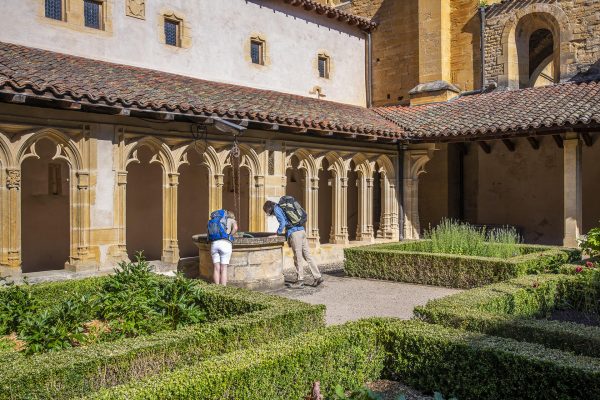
[278, 196, 307, 228]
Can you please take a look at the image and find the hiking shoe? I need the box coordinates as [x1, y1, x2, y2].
[312, 277, 324, 287]
[287, 281, 305, 289]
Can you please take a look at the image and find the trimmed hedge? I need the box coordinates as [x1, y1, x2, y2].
[383, 320, 600, 400]
[414, 273, 600, 357]
[345, 241, 579, 289]
[0, 278, 325, 400]
[90, 319, 600, 400]
[87, 320, 385, 400]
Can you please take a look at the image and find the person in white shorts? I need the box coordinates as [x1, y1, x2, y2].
[209, 210, 237, 286]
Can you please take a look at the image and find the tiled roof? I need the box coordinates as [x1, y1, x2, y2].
[374, 81, 600, 140]
[0, 42, 403, 140]
[279, 0, 377, 31]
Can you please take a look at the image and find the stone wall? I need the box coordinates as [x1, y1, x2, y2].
[484, 0, 600, 86]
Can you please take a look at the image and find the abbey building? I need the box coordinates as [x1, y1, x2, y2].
[0, 0, 597, 275]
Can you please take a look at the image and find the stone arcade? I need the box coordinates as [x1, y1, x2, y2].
[0, 0, 598, 277]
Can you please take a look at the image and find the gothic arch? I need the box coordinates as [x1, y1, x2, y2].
[500, 3, 574, 88]
[375, 155, 396, 180]
[124, 136, 175, 173]
[16, 128, 83, 170]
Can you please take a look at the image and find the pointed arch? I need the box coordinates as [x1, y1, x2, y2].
[124, 136, 175, 173]
[16, 128, 83, 170]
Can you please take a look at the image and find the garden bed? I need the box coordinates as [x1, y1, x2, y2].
[0, 262, 325, 399]
[345, 241, 578, 289]
[414, 269, 600, 357]
[87, 318, 600, 400]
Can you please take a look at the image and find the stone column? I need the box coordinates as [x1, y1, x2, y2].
[162, 172, 180, 264]
[66, 171, 95, 271]
[110, 170, 129, 260]
[403, 149, 433, 240]
[249, 175, 266, 231]
[306, 175, 320, 247]
[330, 174, 349, 244]
[356, 175, 375, 242]
[563, 134, 582, 248]
[209, 173, 224, 212]
[6, 169, 21, 268]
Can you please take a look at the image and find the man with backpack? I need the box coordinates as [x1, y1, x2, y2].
[263, 197, 323, 288]
[207, 209, 238, 286]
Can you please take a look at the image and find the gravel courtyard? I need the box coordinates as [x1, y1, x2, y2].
[277, 271, 461, 325]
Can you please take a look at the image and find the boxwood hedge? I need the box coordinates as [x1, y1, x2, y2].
[87, 320, 386, 400]
[383, 319, 600, 400]
[414, 273, 600, 357]
[345, 241, 579, 289]
[0, 277, 325, 400]
[90, 319, 600, 400]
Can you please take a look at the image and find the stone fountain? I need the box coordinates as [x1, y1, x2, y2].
[192, 233, 286, 291]
[191, 127, 286, 291]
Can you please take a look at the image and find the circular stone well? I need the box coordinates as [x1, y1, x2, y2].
[192, 233, 286, 291]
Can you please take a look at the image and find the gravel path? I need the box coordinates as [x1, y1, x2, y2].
[276, 271, 461, 325]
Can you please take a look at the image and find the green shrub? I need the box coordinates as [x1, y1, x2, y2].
[415, 273, 600, 357]
[0, 278, 38, 335]
[424, 219, 521, 258]
[580, 221, 600, 258]
[382, 320, 600, 400]
[345, 242, 578, 289]
[0, 278, 325, 399]
[87, 321, 385, 400]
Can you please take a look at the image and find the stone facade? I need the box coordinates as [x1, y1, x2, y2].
[484, 0, 600, 87]
[0, 104, 400, 274]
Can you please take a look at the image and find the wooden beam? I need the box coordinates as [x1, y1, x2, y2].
[527, 137, 540, 150]
[478, 141, 491, 154]
[55, 100, 82, 110]
[553, 135, 564, 148]
[502, 139, 515, 152]
[581, 132, 593, 147]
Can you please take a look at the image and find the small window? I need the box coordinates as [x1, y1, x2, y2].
[318, 55, 330, 79]
[84, 0, 103, 30]
[164, 19, 180, 47]
[250, 40, 264, 65]
[45, 0, 63, 21]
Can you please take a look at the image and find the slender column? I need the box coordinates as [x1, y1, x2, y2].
[356, 175, 375, 242]
[306, 175, 320, 247]
[209, 173, 224, 212]
[6, 169, 21, 268]
[250, 175, 265, 231]
[402, 149, 432, 240]
[162, 172, 180, 264]
[330, 174, 349, 244]
[563, 135, 582, 248]
[111, 171, 129, 259]
[70, 171, 92, 267]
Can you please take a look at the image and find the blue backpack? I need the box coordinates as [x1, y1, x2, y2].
[207, 210, 233, 242]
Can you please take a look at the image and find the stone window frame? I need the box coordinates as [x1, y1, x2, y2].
[158, 10, 192, 49]
[315, 51, 334, 80]
[163, 17, 181, 47]
[44, 0, 67, 21]
[83, 0, 105, 31]
[37, 0, 114, 35]
[245, 34, 270, 68]
[317, 53, 331, 79]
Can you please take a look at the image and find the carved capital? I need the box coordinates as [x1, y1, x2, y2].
[168, 173, 179, 187]
[77, 172, 90, 189]
[6, 169, 20, 189]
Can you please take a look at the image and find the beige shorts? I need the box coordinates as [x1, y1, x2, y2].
[210, 240, 232, 264]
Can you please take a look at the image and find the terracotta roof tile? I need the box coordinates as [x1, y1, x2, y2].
[0, 41, 403, 140]
[278, 0, 377, 31]
[374, 82, 600, 139]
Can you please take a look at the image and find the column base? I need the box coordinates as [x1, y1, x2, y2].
[0, 265, 22, 278]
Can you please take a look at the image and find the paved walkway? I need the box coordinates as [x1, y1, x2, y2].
[277, 272, 461, 325]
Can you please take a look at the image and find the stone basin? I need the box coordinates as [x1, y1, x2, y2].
[192, 233, 286, 291]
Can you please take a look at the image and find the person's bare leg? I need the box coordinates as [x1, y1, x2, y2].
[213, 263, 221, 284]
[220, 264, 228, 286]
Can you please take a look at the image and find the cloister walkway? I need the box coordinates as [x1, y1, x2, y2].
[277, 271, 461, 325]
